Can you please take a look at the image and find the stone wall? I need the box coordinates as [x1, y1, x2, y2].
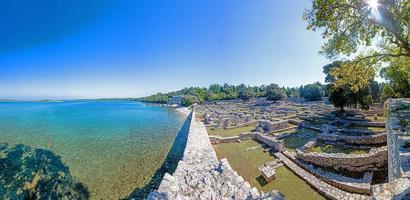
[296, 146, 388, 172]
[147, 110, 283, 200]
[209, 132, 256, 144]
[254, 133, 284, 152]
[258, 120, 288, 133]
[290, 155, 372, 195]
[372, 177, 410, 200]
[317, 132, 387, 145]
[387, 99, 409, 181]
[340, 119, 386, 128]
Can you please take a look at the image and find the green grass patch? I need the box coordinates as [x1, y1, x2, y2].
[275, 129, 297, 135]
[350, 125, 385, 132]
[213, 140, 325, 200]
[366, 116, 386, 122]
[309, 142, 367, 154]
[206, 125, 255, 137]
[283, 129, 319, 151]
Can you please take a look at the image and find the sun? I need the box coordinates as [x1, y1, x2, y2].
[367, 0, 380, 10]
[365, 0, 381, 20]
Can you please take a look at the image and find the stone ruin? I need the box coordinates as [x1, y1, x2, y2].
[194, 98, 410, 199]
[258, 160, 283, 183]
[257, 120, 288, 133]
[147, 110, 284, 200]
[372, 99, 410, 200]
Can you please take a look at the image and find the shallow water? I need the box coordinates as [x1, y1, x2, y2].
[0, 101, 185, 199]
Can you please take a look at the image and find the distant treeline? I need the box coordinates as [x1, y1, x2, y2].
[138, 80, 385, 107]
[138, 83, 311, 106]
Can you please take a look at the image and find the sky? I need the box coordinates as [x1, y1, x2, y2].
[0, 0, 329, 100]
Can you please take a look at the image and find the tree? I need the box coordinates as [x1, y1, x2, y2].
[286, 87, 300, 98]
[329, 87, 348, 112]
[238, 87, 255, 101]
[181, 95, 199, 107]
[266, 84, 286, 101]
[370, 81, 383, 102]
[300, 84, 324, 101]
[380, 57, 410, 98]
[305, 0, 410, 60]
[323, 60, 375, 110]
[306, 0, 410, 99]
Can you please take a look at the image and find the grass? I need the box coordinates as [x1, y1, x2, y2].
[350, 125, 385, 132]
[206, 125, 256, 137]
[366, 116, 386, 122]
[283, 129, 319, 151]
[213, 140, 325, 200]
[309, 142, 368, 154]
[275, 129, 297, 135]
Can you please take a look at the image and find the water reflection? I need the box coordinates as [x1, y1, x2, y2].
[0, 143, 89, 199]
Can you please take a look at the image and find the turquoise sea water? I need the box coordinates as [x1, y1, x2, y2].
[0, 101, 185, 199]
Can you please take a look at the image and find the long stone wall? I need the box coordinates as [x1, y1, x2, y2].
[373, 98, 410, 200]
[209, 132, 255, 144]
[254, 133, 284, 152]
[296, 146, 387, 172]
[147, 109, 283, 200]
[317, 132, 387, 145]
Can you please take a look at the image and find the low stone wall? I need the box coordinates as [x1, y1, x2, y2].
[254, 133, 284, 152]
[372, 177, 410, 200]
[386, 99, 410, 182]
[275, 152, 370, 200]
[340, 119, 386, 128]
[148, 110, 283, 200]
[317, 132, 387, 145]
[299, 122, 321, 132]
[209, 132, 255, 144]
[258, 120, 288, 133]
[296, 146, 388, 172]
[286, 150, 372, 195]
[225, 120, 258, 129]
[288, 118, 302, 125]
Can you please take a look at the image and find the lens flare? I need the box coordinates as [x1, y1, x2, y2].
[365, 0, 381, 20]
[367, 0, 379, 10]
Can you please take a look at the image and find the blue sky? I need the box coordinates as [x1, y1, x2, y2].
[0, 0, 328, 99]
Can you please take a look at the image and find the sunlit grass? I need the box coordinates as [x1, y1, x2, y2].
[206, 125, 256, 137]
[366, 116, 386, 122]
[213, 140, 325, 200]
[350, 125, 385, 132]
[283, 129, 319, 151]
[309, 142, 368, 154]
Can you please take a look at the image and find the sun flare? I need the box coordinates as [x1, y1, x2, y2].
[367, 0, 380, 9]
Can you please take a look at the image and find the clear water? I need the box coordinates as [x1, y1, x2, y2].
[0, 101, 185, 199]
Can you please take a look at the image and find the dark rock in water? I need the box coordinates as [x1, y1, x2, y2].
[0, 143, 89, 200]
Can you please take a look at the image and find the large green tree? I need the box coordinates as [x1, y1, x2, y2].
[305, 0, 410, 59]
[300, 83, 324, 101]
[266, 84, 286, 101]
[305, 0, 410, 98]
[323, 59, 375, 110]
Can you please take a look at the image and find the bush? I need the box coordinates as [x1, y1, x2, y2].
[238, 87, 255, 101]
[300, 84, 324, 101]
[181, 95, 199, 106]
[266, 84, 286, 101]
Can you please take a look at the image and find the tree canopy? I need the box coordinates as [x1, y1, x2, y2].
[306, 0, 410, 100]
[266, 84, 287, 101]
[305, 0, 410, 60]
[300, 83, 325, 101]
[323, 60, 377, 110]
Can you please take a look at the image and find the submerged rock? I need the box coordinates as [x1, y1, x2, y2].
[0, 143, 89, 200]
